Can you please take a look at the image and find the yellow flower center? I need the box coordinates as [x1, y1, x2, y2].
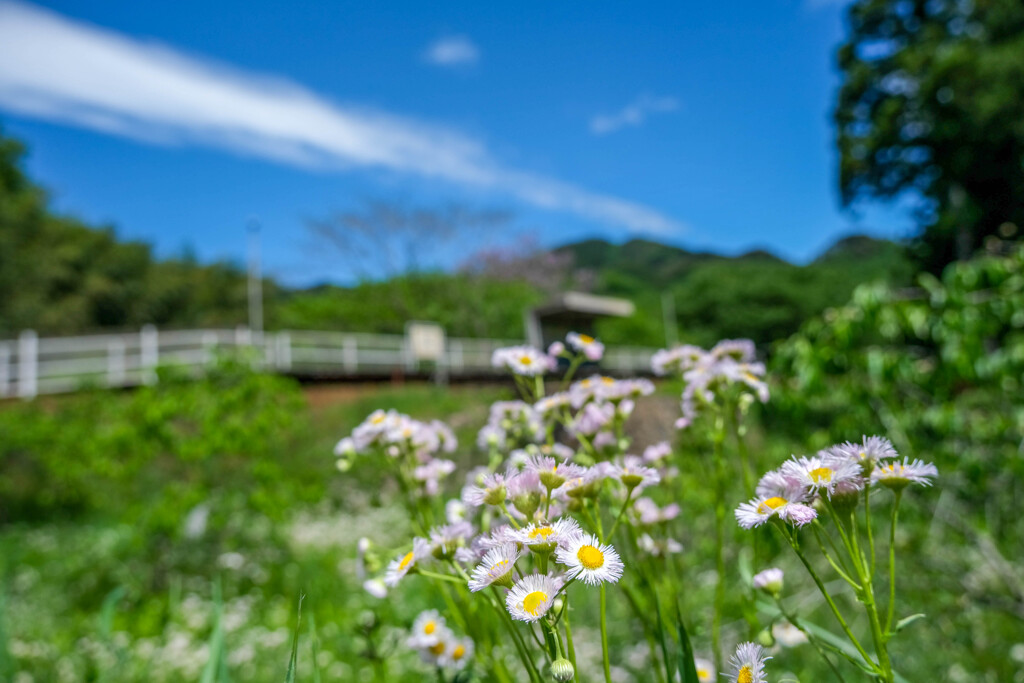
[453, 644, 466, 660]
[579, 334, 595, 344]
[398, 551, 415, 570]
[520, 355, 533, 365]
[738, 665, 753, 683]
[371, 414, 386, 425]
[757, 496, 787, 514]
[742, 371, 759, 382]
[529, 526, 554, 540]
[523, 591, 548, 615]
[809, 467, 833, 483]
[423, 620, 437, 634]
[697, 668, 709, 679]
[600, 376, 615, 385]
[577, 544, 605, 570]
[581, 379, 592, 388]
[490, 559, 510, 574]
[430, 642, 446, 656]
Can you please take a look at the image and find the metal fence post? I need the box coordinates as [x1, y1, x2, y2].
[0, 342, 10, 398]
[451, 340, 464, 374]
[276, 331, 291, 371]
[140, 325, 159, 385]
[343, 336, 357, 373]
[18, 329, 37, 399]
[108, 337, 127, 387]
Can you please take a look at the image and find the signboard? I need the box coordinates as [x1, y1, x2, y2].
[406, 321, 446, 362]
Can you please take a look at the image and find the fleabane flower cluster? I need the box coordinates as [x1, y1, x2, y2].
[406, 610, 474, 671]
[653, 339, 769, 430]
[492, 345, 554, 376]
[737, 435, 938, 529]
[477, 401, 543, 451]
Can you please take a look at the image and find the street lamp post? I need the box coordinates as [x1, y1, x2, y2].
[247, 218, 263, 344]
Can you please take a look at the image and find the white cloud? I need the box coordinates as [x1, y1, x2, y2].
[423, 35, 479, 67]
[0, 2, 682, 236]
[590, 95, 678, 136]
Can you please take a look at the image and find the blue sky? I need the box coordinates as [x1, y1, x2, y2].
[0, 0, 911, 285]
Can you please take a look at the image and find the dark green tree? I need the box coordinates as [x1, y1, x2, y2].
[836, 0, 1024, 272]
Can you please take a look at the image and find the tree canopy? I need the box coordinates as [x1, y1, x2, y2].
[836, 0, 1024, 272]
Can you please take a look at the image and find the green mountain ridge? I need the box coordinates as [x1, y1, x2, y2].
[0, 126, 913, 348]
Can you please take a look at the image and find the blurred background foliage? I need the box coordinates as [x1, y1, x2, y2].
[3, 0, 1024, 677]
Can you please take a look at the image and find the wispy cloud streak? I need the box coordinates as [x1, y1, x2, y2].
[590, 95, 678, 135]
[423, 35, 480, 67]
[0, 2, 682, 235]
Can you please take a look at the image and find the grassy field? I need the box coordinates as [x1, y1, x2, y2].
[3, 241, 1024, 683]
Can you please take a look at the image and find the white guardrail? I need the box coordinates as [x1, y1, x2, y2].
[0, 327, 659, 399]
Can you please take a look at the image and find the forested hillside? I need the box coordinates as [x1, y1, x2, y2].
[0, 128, 912, 347]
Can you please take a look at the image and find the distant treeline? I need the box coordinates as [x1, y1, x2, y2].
[0, 128, 913, 347]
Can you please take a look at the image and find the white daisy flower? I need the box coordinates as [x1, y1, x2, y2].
[694, 657, 716, 683]
[384, 537, 429, 587]
[535, 391, 573, 416]
[505, 573, 563, 622]
[408, 609, 447, 648]
[556, 533, 624, 585]
[555, 467, 602, 499]
[612, 455, 661, 490]
[438, 636, 474, 670]
[735, 494, 817, 529]
[526, 454, 587, 491]
[728, 641, 770, 683]
[752, 567, 784, 595]
[637, 533, 683, 556]
[493, 345, 552, 376]
[512, 517, 582, 552]
[651, 344, 707, 376]
[418, 630, 454, 666]
[781, 453, 863, 497]
[634, 497, 680, 524]
[362, 577, 388, 599]
[463, 471, 508, 507]
[468, 543, 522, 591]
[871, 458, 938, 490]
[710, 338, 757, 363]
[642, 441, 672, 463]
[429, 522, 475, 560]
[772, 620, 808, 647]
[478, 524, 520, 550]
[566, 331, 605, 361]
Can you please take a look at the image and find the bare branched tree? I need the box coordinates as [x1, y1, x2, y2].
[460, 234, 592, 295]
[307, 198, 514, 281]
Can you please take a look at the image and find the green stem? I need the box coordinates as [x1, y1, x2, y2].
[773, 596, 847, 683]
[606, 487, 636, 540]
[810, 523, 861, 589]
[600, 583, 612, 683]
[416, 570, 464, 585]
[865, 485, 877, 576]
[886, 490, 902, 634]
[783, 529, 878, 673]
[491, 588, 543, 683]
[563, 598, 577, 671]
[711, 415, 727, 673]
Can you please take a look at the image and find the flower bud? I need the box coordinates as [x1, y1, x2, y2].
[752, 567, 784, 596]
[550, 657, 575, 681]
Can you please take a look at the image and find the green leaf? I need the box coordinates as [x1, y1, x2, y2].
[307, 608, 321, 683]
[894, 613, 926, 632]
[200, 580, 225, 683]
[674, 608, 700, 683]
[284, 594, 305, 683]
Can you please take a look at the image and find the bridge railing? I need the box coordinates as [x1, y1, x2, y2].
[0, 327, 660, 399]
